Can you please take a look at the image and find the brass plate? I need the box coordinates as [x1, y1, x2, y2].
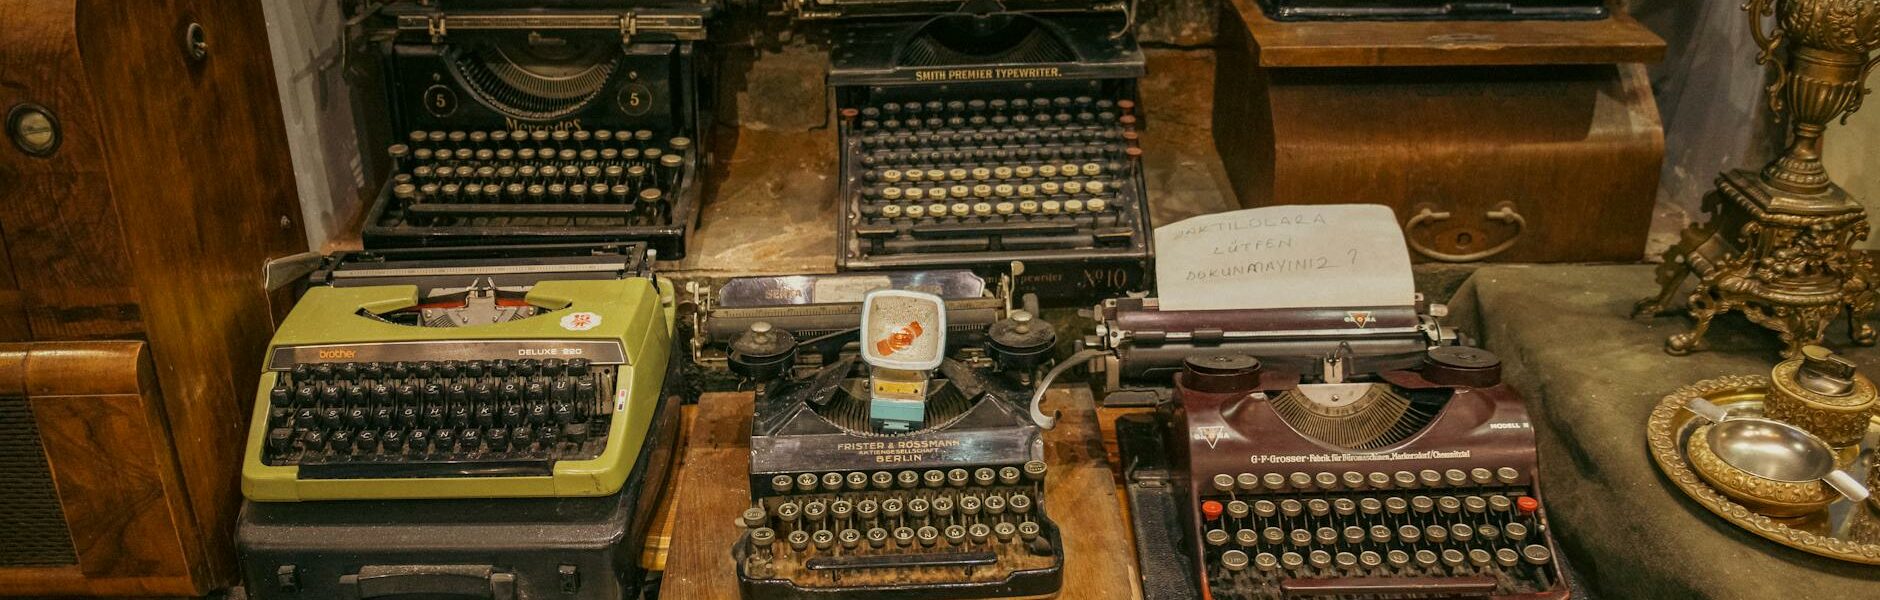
[1647, 375, 1880, 564]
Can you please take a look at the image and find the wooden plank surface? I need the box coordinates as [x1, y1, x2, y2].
[660, 388, 1141, 599]
[1228, 0, 1666, 68]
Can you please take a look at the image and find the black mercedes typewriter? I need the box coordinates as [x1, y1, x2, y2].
[692, 271, 1065, 599]
[1259, 0, 1606, 21]
[357, 0, 716, 257]
[806, 0, 1153, 305]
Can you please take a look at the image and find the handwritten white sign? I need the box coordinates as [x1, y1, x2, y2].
[1153, 204, 1414, 311]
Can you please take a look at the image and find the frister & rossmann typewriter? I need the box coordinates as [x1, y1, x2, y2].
[357, 0, 715, 257]
[810, 0, 1155, 305]
[1095, 296, 1573, 599]
[242, 243, 681, 501]
[692, 271, 1065, 599]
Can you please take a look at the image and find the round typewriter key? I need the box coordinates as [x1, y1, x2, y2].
[1262, 473, 1286, 490]
[994, 201, 1016, 215]
[742, 507, 768, 528]
[1064, 199, 1084, 213]
[1309, 550, 1332, 569]
[1489, 494, 1512, 512]
[839, 528, 861, 549]
[796, 472, 818, 491]
[1206, 529, 1229, 546]
[812, 529, 834, 550]
[984, 495, 1006, 515]
[917, 526, 939, 547]
[1425, 525, 1449, 543]
[959, 495, 982, 516]
[1263, 527, 1283, 544]
[1280, 499, 1302, 517]
[1024, 460, 1047, 480]
[907, 498, 930, 518]
[1369, 525, 1392, 544]
[1281, 552, 1305, 571]
[804, 501, 827, 522]
[1411, 496, 1434, 514]
[1334, 498, 1356, 516]
[898, 470, 920, 489]
[1360, 497, 1382, 515]
[1018, 521, 1041, 541]
[974, 202, 993, 216]
[1315, 527, 1337, 545]
[1420, 469, 1443, 487]
[945, 185, 966, 200]
[670, 137, 691, 151]
[969, 523, 990, 544]
[787, 530, 810, 552]
[1523, 545, 1552, 565]
[1498, 467, 1521, 485]
[751, 527, 775, 548]
[867, 527, 888, 548]
[1395, 470, 1418, 488]
[871, 471, 894, 489]
[995, 522, 1017, 542]
[1441, 549, 1465, 568]
[1009, 493, 1032, 514]
[1227, 500, 1249, 519]
[1465, 496, 1488, 513]
[634, 130, 654, 142]
[1496, 548, 1521, 567]
[1516, 496, 1541, 514]
[847, 472, 868, 490]
[1504, 522, 1529, 541]
[1212, 474, 1235, 492]
[1222, 550, 1250, 571]
[1342, 526, 1363, 544]
[1039, 164, 1059, 178]
[1225, 473, 1254, 491]
[1470, 467, 1495, 485]
[1236, 529, 1258, 547]
[1387, 549, 1411, 569]
[1451, 524, 1474, 542]
[1289, 472, 1313, 489]
[1478, 524, 1500, 540]
[831, 500, 854, 520]
[880, 204, 903, 218]
[1307, 499, 1330, 517]
[1439, 496, 1462, 514]
[1253, 500, 1277, 518]
[1415, 550, 1438, 568]
[1444, 469, 1468, 487]
[1397, 525, 1420, 544]
[931, 495, 953, 517]
[856, 499, 879, 520]
[894, 527, 915, 547]
[1289, 529, 1311, 547]
[947, 468, 969, 487]
[1335, 552, 1358, 571]
[1040, 182, 1061, 196]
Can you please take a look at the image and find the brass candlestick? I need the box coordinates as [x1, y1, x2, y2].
[1637, 0, 1880, 357]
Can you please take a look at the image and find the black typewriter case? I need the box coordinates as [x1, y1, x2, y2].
[830, 13, 1154, 306]
[360, 3, 715, 258]
[232, 334, 688, 600]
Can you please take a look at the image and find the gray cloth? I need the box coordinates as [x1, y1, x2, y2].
[1450, 264, 1880, 599]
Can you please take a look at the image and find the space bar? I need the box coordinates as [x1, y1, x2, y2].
[1280, 576, 1496, 598]
[804, 551, 998, 571]
[910, 221, 1077, 239]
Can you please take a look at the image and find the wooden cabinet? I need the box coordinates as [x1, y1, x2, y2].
[0, 0, 306, 595]
[1213, 0, 1668, 262]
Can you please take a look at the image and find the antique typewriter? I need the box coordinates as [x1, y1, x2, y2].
[1259, 0, 1607, 21]
[358, 0, 715, 257]
[241, 243, 681, 501]
[1097, 297, 1572, 599]
[810, 0, 1154, 305]
[692, 271, 1065, 599]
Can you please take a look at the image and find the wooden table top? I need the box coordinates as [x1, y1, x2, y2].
[648, 389, 1147, 599]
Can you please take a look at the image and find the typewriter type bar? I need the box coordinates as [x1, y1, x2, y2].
[831, 12, 1153, 305]
[1259, 0, 1607, 22]
[696, 274, 1066, 599]
[361, 2, 714, 257]
[1158, 348, 1572, 600]
[241, 247, 680, 501]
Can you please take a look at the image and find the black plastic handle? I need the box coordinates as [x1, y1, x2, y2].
[339, 565, 516, 600]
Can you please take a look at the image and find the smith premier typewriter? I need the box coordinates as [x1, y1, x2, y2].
[816, 0, 1154, 305]
[692, 271, 1065, 599]
[240, 243, 681, 501]
[1092, 295, 1571, 599]
[357, 0, 715, 256]
[1258, 0, 1606, 21]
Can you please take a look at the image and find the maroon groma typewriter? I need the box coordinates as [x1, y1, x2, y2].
[1106, 309, 1570, 599]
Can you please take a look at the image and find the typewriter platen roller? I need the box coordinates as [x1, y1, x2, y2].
[694, 272, 1065, 599]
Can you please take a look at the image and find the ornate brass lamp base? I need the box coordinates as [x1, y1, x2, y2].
[1634, 170, 1878, 357]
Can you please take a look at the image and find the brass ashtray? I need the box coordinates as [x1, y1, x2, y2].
[1647, 375, 1880, 564]
[1682, 396, 1869, 517]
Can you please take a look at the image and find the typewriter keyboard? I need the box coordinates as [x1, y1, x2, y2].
[379, 128, 692, 229]
[261, 358, 614, 479]
[739, 462, 1058, 588]
[845, 95, 1144, 256]
[1198, 468, 1560, 600]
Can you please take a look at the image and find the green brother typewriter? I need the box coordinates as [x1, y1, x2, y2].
[241, 244, 678, 501]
